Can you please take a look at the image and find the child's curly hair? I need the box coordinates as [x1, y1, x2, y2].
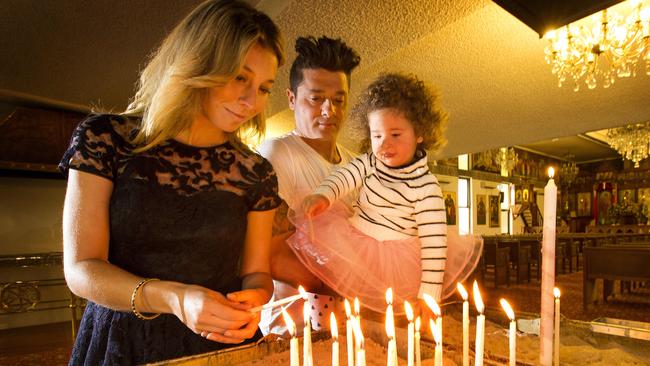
[351, 73, 448, 154]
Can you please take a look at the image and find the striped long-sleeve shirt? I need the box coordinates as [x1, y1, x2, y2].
[314, 150, 447, 299]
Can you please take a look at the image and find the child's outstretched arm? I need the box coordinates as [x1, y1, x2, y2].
[414, 178, 448, 301]
[312, 154, 369, 205]
[302, 194, 330, 217]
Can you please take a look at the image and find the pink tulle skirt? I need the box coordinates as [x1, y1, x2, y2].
[287, 203, 483, 313]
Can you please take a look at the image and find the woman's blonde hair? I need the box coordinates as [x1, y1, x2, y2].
[124, 0, 284, 152]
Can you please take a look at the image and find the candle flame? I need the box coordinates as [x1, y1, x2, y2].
[282, 309, 296, 337]
[431, 319, 442, 344]
[554, 287, 561, 298]
[457, 282, 468, 300]
[352, 317, 364, 348]
[548, 167, 555, 179]
[386, 288, 393, 305]
[354, 297, 360, 315]
[404, 300, 414, 321]
[298, 285, 308, 299]
[385, 306, 395, 338]
[330, 312, 338, 339]
[344, 298, 351, 318]
[473, 280, 485, 314]
[303, 301, 310, 324]
[415, 316, 421, 332]
[499, 298, 515, 320]
[423, 293, 441, 316]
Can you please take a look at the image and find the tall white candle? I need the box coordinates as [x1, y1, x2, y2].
[354, 297, 361, 363]
[352, 318, 366, 366]
[473, 281, 485, 366]
[457, 283, 470, 366]
[430, 319, 443, 366]
[423, 293, 443, 363]
[344, 299, 354, 366]
[282, 310, 299, 366]
[385, 305, 397, 366]
[304, 301, 313, 366]
[385, 289, 398, 366]
[405, 300, 415, 366]
[415, 317, 422, 366]
[554, 287, 561, 366]
[331, 312, 339, 366]
[500, 299, 516, 366]
[541, 167, 557, 366]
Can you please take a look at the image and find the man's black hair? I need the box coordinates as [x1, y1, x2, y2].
[289, 36, 361, 93]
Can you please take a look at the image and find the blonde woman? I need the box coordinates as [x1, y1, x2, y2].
[59, 0, 284, 364]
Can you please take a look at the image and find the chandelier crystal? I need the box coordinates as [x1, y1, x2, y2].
[606, 122, 650, 168]
[543, 0, 650, 91]
[559, 153, 579, 185]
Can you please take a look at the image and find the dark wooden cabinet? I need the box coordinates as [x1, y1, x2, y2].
[0, 106, 86, 173]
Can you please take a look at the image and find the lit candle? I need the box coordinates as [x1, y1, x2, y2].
[500, 299, 516, 366]
[473, 281, 485, 366]
[457, 283, 470, 366]
[430, 319, 443, 366]
[415, 317, 422, 366]
[405, 300, 415, 366]
[282, 309, 299, 366]
[554, 287, 561, 366]
[354, 297, 360, 319]
[385, 289, 398, 366]
[353, 298, 361, 365]
[423, 293, 443, 361]
[344, 299, 354, 366]
[304, 301, 313, 366]
[249, 285, 308, 312]
[385, 303, 397, 366]
[541, 167, 557, 366]
[331, 312, 339, 366]
[352, 317, 366, 366]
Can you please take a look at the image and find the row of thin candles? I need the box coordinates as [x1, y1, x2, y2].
[277, 280, 561, 366]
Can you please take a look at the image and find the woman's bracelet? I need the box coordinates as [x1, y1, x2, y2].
[131, 278, 161, 320]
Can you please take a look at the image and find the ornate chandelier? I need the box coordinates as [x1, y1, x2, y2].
[543, 0, 650, 91]
[494, 147, 518, 175]
[559, 153, 579, 185]
[606, 122, 650, 168]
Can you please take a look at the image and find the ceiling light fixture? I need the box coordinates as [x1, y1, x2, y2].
[543, 0, 650, 91]
[606, 122, 650, 168]
[559, 153, 579, 185]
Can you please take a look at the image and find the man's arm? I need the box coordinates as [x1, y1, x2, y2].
[269, 200, 324, 291]
[272, 200, 293, 236]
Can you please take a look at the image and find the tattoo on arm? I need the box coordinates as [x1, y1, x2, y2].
[272, 200, 294, 236]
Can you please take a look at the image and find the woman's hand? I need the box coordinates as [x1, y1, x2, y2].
[172, 284, 255, 344]
[302, 194, 330, 217]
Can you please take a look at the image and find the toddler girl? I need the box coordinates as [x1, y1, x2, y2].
[288, 73, 482, 312]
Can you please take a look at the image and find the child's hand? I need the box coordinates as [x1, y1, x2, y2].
[302, 194, 330, 217]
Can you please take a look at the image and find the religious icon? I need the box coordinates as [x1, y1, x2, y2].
[489, 195, 500, 227]
[618, 189, 636, 204]
[515, 189, 522, 204]
[522, 188, 529, 203]
[577, 192, 592, 217]
[443, 191, 457, 225]
[476, 194, 487, 225]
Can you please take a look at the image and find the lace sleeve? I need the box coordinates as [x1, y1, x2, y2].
[247, 157, 281, 211]
[58, 114, 127, 181]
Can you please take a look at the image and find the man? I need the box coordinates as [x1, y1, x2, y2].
[258, 36, 360, 334]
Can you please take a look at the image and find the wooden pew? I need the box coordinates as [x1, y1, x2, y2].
[583, 246, 650, 310]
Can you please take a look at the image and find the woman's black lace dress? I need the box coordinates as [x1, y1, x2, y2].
[59, 115, 281, 365]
